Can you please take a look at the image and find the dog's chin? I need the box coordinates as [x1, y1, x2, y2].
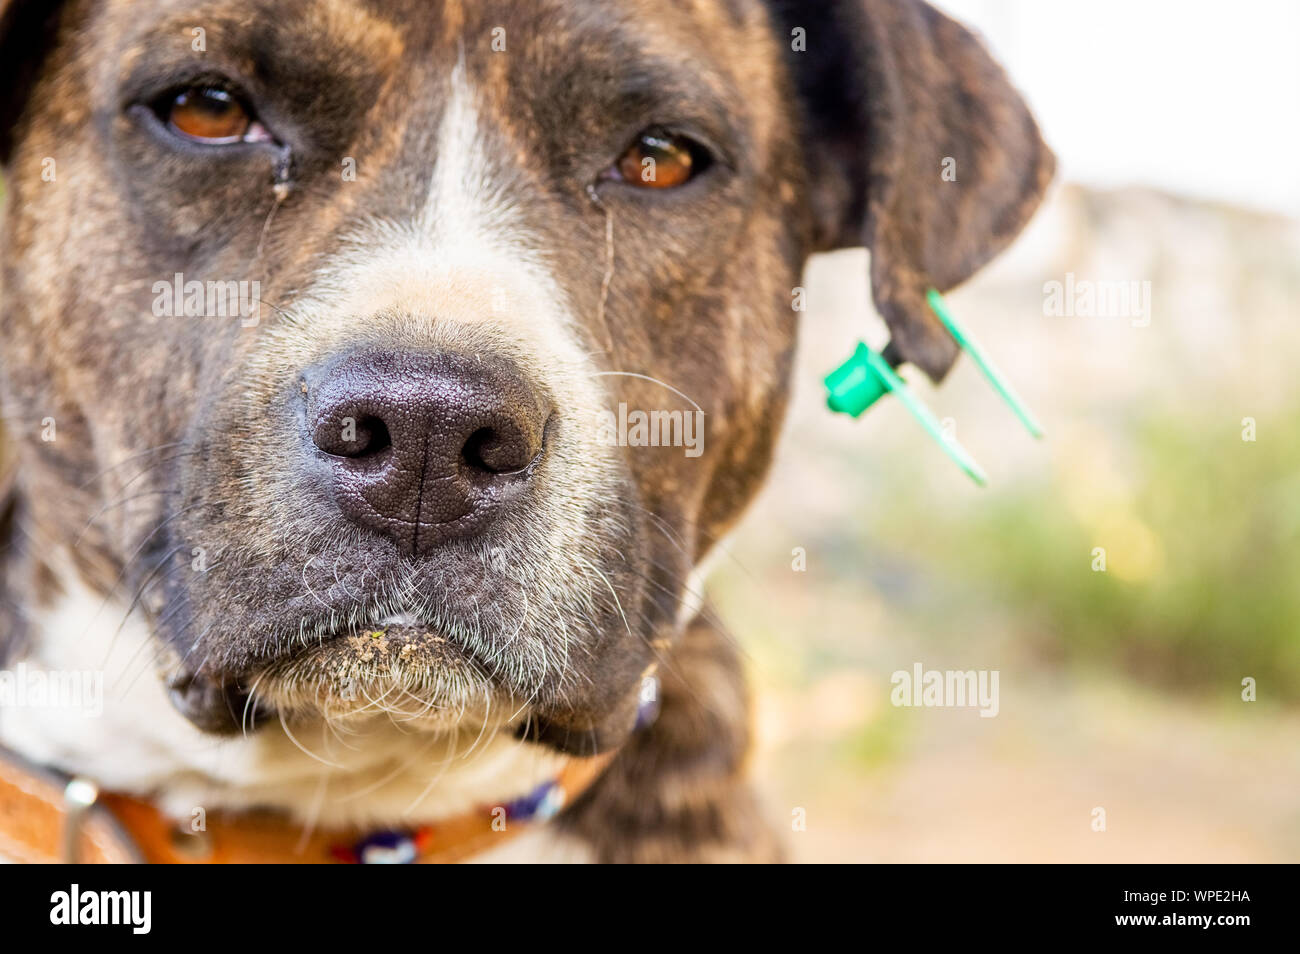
[166, 617, 515, 738]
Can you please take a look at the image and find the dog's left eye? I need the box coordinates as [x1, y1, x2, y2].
[613, 127, 712, 188]
[162, 86, 267, 144]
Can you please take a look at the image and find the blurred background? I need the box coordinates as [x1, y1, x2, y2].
[719, 0, 1300, 861]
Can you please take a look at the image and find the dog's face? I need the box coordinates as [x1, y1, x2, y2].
[0, 0, 1052, 749]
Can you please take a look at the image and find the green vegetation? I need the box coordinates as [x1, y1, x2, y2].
[869, 403, 1300, 699]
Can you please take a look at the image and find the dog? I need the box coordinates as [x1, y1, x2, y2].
[0, 0, 1053, 863]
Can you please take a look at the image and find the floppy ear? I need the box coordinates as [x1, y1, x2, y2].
[0, 0, 67, 166]
[768, 0, 1055, 381]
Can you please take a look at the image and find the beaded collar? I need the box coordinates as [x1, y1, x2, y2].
[0, 674, 659, 864]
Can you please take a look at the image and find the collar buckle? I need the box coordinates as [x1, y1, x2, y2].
[61, 776, 101, 863]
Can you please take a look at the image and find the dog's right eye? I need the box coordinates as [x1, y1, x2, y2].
[160, 86, 267, 145]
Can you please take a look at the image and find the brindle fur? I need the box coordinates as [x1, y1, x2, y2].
[0, 0, 1052, 861]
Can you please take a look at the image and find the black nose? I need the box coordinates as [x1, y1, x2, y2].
[307, 350, 549, 556]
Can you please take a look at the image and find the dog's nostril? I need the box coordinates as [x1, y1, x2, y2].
[462, 426, 535, 475]
[346, 416, 392, 458]
[314, 414, 393, 459]
[461, 427, 497, 473]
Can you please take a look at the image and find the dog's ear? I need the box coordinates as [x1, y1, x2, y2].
[768, 0, 1055, 381]
[0, 0, 67, 166]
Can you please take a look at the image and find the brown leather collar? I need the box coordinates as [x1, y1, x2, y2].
[0, 745, 614, 864]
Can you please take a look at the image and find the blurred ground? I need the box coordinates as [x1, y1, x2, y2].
[712, 183, 1300, 862]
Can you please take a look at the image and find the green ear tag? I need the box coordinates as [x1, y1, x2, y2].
[825, 342, 989, 486]
[824, 342, 889, 417]
[926, 288, 1044, 439]
[824, 288, 1043, 486]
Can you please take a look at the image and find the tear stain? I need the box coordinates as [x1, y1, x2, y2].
[587, 182, 617, 356]
[250, 145, 295, 272]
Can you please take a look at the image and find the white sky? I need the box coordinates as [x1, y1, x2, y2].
[932, 0, 1300, 216]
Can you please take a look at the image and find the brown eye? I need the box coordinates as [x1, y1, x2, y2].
[615, 128, 706, 188]
[167, 87, 252, 143]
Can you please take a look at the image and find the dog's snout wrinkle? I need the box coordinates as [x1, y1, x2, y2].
[307, 349, 549, 556]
